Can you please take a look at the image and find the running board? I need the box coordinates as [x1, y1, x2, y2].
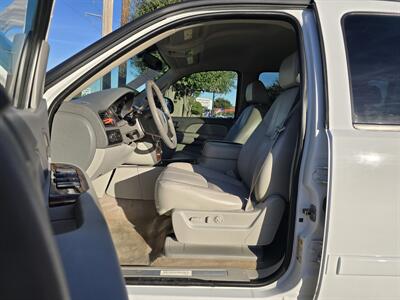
[164, 237, 259, 260]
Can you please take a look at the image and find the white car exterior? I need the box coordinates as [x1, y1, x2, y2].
[315, 1, 400, 299]
[45, 2, 400, 299]
[1, 0, 398, 299]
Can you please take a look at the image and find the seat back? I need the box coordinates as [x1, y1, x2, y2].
[224, 80, 271, 144]
[237, 52, 300, 203]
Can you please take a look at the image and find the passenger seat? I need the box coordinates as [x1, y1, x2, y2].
[155, 52, 301, 246]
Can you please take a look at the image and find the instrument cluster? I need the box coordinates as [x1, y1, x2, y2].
[98, 93, 135, 128]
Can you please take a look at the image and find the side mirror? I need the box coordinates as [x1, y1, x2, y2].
[164, 97, 174, 114]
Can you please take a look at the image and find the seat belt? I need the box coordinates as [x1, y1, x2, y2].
[245, 96, 300, 211]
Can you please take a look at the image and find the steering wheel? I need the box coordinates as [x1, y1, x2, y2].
[146, 80, 177, 149]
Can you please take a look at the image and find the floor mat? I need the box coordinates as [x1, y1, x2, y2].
[100, 196, 152, 265]
[100, 196, 256, 270]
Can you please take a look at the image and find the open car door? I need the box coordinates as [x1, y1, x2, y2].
[314, 1, 400, 299]
[0, 1, 70, 298]
[0, 1, 128, 299]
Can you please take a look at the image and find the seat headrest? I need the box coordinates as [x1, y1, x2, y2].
[245, 80, 272, 105]
[279, 52, 300, 89]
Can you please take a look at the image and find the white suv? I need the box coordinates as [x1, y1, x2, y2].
[1, 1, 399, 300]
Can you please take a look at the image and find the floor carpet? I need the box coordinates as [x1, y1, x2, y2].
[99, 195, 257, 269]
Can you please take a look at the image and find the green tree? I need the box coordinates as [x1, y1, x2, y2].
[134, 0, 180, 18]
[214, 98, 232, 109]
[173, 71, 236, 116]
[191, 101, 204, 116]
[173, 71, 236, 97]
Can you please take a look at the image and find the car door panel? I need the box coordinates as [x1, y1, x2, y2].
[0, 94, 70, 300]
[50, 167, 129, 300]
[173, 117, 234, 152]
[0, 1, 129, 299]
[1, 92, 128, 300]
[314, 1, 400, 299]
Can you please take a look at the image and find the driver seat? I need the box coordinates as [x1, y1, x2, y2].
[155, 52, 300, 246]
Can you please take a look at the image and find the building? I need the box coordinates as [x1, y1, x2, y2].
[195, 97, 213, 110]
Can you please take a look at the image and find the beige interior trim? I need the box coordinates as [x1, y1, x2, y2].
[107, 165, 164, 200]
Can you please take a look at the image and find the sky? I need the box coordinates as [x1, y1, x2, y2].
[47, 0, 124, 69]
[46, 0, 278, 106]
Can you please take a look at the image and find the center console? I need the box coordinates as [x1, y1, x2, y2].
[198, 140, 242, 173]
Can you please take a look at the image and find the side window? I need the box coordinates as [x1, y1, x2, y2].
[0, 0, 33, 92]
[258, 71, 281, 100]
[167, 71, 238, 118]
[344, 14, 400, 125]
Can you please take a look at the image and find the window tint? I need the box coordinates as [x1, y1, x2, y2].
[167, 71, 238, 118]
[344, 15, 400, 124]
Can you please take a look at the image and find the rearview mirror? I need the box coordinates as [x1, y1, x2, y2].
[142, 53, 163, 71]
[164, 97, 174, 114]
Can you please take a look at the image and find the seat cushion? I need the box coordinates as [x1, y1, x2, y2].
[155, 163, 246, 215]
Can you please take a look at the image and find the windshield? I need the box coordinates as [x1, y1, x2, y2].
[75, 48, 169, 98]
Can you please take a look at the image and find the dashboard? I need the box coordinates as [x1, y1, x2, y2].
[50, 87, 162, 179]
[97, 94, 136, 145]
[99, 93, 133, 128]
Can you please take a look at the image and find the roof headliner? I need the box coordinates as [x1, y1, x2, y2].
[156, 20, 297, 74]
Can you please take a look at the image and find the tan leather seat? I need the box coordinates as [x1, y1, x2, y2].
[155, 162, 247, 214]
[172, 80, 271, 160]
[155, 52, 301, 246]
[224, 80, 272, 144]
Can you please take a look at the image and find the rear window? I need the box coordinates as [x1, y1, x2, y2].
[343, 14, 400, 125]
[169, 71, 238, 119]
[259, 72, 279, 88]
